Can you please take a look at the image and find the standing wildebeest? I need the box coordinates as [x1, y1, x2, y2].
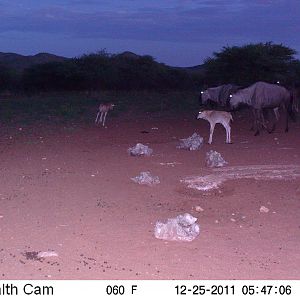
[95, 103, 115, 127]
[200, 84, 241, 108]
[197, 110, 233, 144]
[230, 81, 293, 135]
[201, 84, 280, 128]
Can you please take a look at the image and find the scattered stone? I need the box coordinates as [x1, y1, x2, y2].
[128, 143, 153, 156]
[206, 150, 228, 168]
[131, 171, 160, 186]
[154, 213, 200, 242]
[177, 133, 204, 151]
[260, 206, 270, 213]
[37, 251, 58, 258]
[195, 206, 204, 212]
[22, 250, 58, 261]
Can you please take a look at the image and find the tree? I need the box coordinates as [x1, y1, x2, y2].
[0, 63, 17, 91]
[21, 49, 197, 92]
[203, 42, 298, 86]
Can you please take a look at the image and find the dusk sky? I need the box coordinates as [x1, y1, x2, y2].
[0, 0, 299, 66]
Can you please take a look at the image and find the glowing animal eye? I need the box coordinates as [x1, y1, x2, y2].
[201, 91, 204, 94]
[229, 94, 233, 98]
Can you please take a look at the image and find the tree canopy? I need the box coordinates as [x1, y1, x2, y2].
[203, 42, 300, 87]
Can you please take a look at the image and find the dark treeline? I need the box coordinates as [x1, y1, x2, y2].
[1, 43, 300, 94]
[0, 63, 19, 91]
[0, 50, 200, 93]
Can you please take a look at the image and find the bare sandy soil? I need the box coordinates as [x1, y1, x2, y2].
[0, 111, 300, 280]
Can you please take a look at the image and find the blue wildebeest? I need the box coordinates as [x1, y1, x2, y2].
[197, 110, 233, 144]
[200, 84, 279, 131]
[200, 84, 241, 108]
[229, 81, 293, 135]
[95, 103, 115, 127]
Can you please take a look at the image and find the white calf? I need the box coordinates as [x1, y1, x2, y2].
[95, 103, 115, 127]
[197, 110, 233, 144]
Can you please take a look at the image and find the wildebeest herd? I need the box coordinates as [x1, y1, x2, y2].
[199, 81, 299, 141]
[95, 81, 299, 145]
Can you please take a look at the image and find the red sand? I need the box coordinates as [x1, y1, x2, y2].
[0, 112, 299, 279]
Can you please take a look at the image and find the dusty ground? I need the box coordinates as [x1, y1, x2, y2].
[0, 110, 300, 280]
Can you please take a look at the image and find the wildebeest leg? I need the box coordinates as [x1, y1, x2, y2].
[268, 108, 279, 133]
[291, 89, 299, 113]
[208, 123, 215, 144]
[261, 109, 270, 131]
[285, 106, 289, 132]
[95, 111, 100, 124]
[269, 123, 276, 133]
[262, 109, 275, 134]
[274, 107, 280, 121]
[250, 108, 257, 131]
[102, 111, 108, 127]
[254, 109, 263, 136]
[99, 111, 103, 123]
[268, 110, 277, 133]
[225, 124, 231, 144]
[260, 108, 274, 132]
[250, 109, 255, 131]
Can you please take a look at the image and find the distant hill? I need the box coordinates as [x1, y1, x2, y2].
[115, 51, 206, 75]
[0, 52, 68, 72]
[0, 51, 205, 75]
[115, 51, 142, 60]
[172, 64, 206, 75]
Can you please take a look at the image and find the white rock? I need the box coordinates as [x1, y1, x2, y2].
[260, 206, 269, 213]
[195, 206, 204, 212]
[37, 251, 58, 258]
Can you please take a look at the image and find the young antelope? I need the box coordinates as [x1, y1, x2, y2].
[197, 110, 233, 144]
[95, 103, 115, 127]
